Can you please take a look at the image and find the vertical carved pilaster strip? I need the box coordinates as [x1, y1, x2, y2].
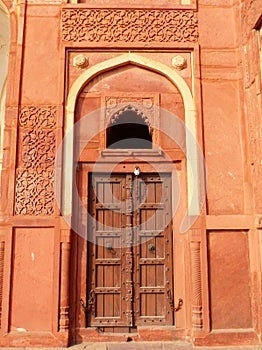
[125, 174, 134, 326]
[0, 241, 5, 327]
[190, 241, 203, 330]
[59, 230, 70, 332]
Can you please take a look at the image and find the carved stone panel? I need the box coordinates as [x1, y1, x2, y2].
[21, 130, 55, 169]
[15, 106, 57, 215]
[19, 106, 56, 129]
[15, 169, 54, 216]
[62, 9, 198, 43]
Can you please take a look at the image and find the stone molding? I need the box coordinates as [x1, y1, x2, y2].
[61, 9, 198, 43]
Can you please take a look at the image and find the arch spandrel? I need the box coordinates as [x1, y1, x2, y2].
[67, 53, 195, 116]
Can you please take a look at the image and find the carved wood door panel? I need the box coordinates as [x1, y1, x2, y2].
[87, 173, 173, 328]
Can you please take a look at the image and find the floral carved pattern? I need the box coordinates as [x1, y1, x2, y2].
[19, 106, 56, 129]
[15, 106, 57, 215]
[61, 9, 198, 43]
[15, 170, 54, 215]
[22, 130, 55, 169]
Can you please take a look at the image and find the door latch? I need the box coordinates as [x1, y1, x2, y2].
[80, 297, 87, 312]
[80, 289, 96, 315]
[87, 289, 96, 314]
[167, 288, 183, 311]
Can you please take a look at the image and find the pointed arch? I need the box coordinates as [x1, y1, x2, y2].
[63, 53, 199, 217]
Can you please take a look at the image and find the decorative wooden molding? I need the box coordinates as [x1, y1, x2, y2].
[190, 240, 203, 330]
[14, 169, 54, 215]
[61, 9, 198, 43]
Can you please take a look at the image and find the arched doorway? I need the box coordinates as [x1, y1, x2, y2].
[69, 60, 191, 342]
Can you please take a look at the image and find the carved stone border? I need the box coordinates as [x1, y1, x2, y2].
[61, 9, 198, 43]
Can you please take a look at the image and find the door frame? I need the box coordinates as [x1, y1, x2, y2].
[70, 158, 195, 342]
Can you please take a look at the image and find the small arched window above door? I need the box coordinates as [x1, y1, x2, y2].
[106, 108, 152, 149]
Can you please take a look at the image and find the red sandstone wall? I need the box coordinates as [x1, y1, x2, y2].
[0, 0, 261, 347]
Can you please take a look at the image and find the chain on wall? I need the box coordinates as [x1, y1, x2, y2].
[14, 106, 57, 215]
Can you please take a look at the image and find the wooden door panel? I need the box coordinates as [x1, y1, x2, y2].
[140, 236, 165, 259]
[133, 174, 173, 326]
[88, 174, 129, 326]
[88, 173, 173, 328]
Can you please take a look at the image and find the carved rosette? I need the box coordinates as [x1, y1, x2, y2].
[15, 106, 57, 216]
[62, 9, 198, 43]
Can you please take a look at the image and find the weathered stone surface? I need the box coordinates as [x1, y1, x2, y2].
[0, 0, 261, 348]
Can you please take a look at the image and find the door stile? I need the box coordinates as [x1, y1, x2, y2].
[88, 174, 131, 327]
[123, 174, 134, 327]
[132, 174, 174, 326]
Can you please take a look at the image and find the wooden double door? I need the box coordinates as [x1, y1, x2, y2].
[87, 172, 174, 330]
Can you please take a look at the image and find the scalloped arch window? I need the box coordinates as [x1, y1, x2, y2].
[106, 109, 152, 149]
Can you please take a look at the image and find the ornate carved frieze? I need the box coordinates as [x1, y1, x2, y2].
[15, 169, 54, 215]
[19, 106, 56, 129]
[21, 130, 56, 169]
[61, 9, 198, 43]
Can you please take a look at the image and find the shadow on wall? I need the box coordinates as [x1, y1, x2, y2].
[0, 0, 10, 170]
